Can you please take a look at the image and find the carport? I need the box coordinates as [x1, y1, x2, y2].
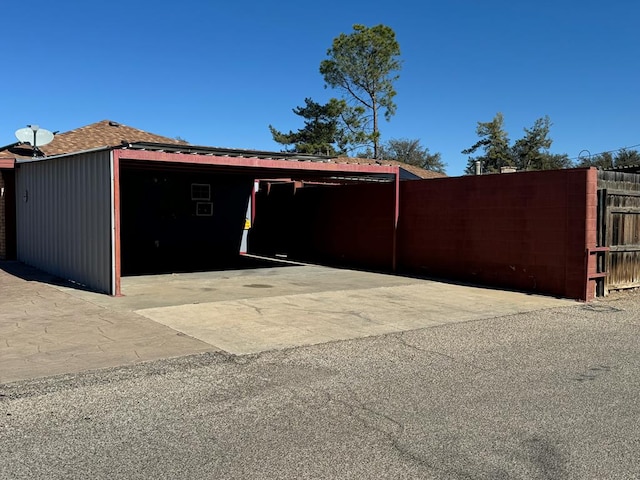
[15, 143, 400, 296]
[14, 142, 602, 301]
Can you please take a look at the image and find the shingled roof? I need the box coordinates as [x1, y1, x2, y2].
[334, 157, 447, 179]
[1, 120, 187, 159]
[0, 121, 447, 179]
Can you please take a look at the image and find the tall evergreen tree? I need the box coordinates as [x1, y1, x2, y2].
[320, 24, 402, 159]
[269, 98, 347, 155]
[512, 116, 571, 170]
[464, 113, 572, 174]
[462, 113, 513, 174]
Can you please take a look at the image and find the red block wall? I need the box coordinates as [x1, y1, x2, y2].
[250, 169, 598, 300]
[250, 181, 395, 270]
[398, 168, 598, 300]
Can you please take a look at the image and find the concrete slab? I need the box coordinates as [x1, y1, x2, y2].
[0, 262, 215, 384]
[1, 258, 575, 383]
[135, 280, 574, 354]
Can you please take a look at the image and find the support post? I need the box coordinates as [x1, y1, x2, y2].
[392, 170, 400, 272]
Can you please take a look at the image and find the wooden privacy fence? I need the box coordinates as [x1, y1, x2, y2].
[598, 171, 640, 293]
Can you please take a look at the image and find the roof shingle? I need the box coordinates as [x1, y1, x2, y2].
[334, 157, 447, 179]
[1, 120, 187, 159]
[0, 121, 447, 179]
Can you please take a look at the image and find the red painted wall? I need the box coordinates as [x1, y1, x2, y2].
[295, 182, 395, 269]
[398, 168, 597, 300]
[250, 181, 395, 270]
[250, 169, 598, 300]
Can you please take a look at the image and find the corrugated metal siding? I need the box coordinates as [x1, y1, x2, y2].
[16, 151, 114, 293]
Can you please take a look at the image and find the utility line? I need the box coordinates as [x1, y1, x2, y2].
[571, 143, 640, 160]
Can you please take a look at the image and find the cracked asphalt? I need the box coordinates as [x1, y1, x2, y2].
[2, 291, 640, 479]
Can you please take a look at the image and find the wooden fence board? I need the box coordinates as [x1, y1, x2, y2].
[598, 170, 640, 292]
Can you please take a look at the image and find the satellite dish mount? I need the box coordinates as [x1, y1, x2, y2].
[15, 124, 55, 158]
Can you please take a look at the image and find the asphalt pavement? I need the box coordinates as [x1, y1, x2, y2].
[2, 288, 640, 479]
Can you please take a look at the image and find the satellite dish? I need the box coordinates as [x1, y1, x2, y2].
[15, 126, 55, 148]
[15, 128, 34, 144]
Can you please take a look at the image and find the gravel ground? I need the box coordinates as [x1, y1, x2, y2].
[2, 292, 640, 479]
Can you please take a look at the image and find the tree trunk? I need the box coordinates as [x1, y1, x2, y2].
[372, 101, 379, 159]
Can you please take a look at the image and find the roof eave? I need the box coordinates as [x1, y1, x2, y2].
[15, 145, 114, 164]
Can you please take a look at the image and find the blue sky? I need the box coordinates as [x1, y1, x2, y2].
[1, 0, 638, 176]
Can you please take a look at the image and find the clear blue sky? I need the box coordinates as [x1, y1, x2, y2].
[2, 0, 638, 176]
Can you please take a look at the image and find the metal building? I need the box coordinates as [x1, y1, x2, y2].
[14, 143, 400, 295]
[16, 150, 113, 293]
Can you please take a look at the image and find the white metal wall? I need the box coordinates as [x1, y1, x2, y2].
[16, 150, 114, 294]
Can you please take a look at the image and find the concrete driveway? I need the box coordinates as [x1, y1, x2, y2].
[1, 257, 574, 383]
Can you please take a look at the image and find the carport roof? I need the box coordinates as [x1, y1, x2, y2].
[123, 141, 337, 161]
[116, 142, 399, 183]
[15, 141, 400, 183]
[119, 143, 445, 181]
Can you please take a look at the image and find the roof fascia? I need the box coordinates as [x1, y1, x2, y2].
[114, 148, 399, 177]
[15, 145, 114, 164]
[124, 141, 335, 162]
[0, 158, 15, 169]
